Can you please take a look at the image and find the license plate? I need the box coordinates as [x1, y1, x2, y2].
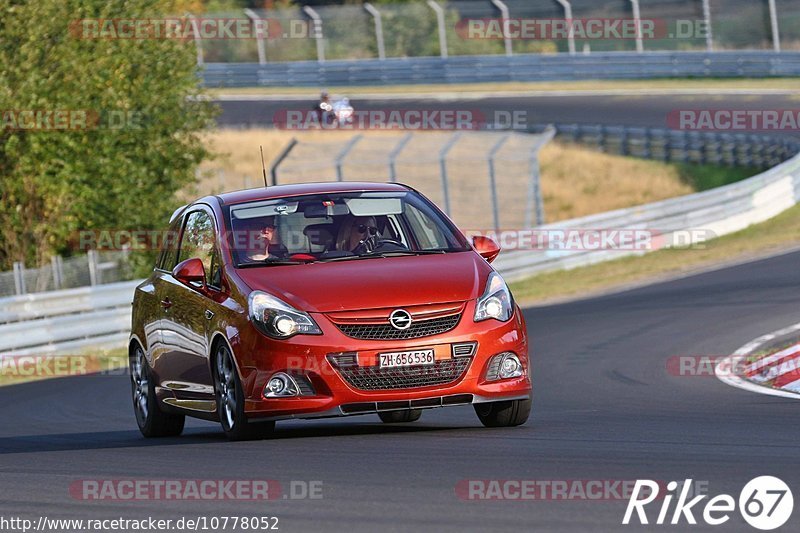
[378, 349, 435, 369]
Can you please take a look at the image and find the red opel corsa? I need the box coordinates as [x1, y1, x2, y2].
[129, 182, 531, 440]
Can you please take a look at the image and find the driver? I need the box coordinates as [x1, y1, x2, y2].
[345, 216, 379, 253]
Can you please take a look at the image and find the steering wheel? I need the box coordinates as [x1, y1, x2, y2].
[376, 238, 407, 249]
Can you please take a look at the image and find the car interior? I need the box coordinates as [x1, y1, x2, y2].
[229, 195, 456, 265]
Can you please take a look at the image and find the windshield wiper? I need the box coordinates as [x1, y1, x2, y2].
[236, 260, 307, 268]
[359, 250, 448, 258]
[315, 249, 449, 263]
[313, 254, 385, 263]
[386, 250, 448, 255]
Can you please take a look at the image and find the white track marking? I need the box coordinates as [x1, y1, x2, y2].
[716, 322, 800, 399]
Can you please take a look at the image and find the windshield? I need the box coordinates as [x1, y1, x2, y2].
[226, 191, 469, 267]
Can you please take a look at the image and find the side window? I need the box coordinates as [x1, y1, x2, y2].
[208, 249, 222, 289]
[177, 211, 217, 286]
[404, 204, 449, 250]
[157, 216, 183, 271]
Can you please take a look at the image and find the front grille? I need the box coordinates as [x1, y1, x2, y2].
[334, 314, 461, 340]
[337, 357, 471, 391]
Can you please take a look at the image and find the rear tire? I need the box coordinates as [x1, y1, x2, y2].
[474, 399, 531, 428]
[378, 409, 422, 423]
[130, 344, 185, 438]
[213, 343, 275, 441]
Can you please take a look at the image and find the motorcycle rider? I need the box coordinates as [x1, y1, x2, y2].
[315, 89, 334, 126]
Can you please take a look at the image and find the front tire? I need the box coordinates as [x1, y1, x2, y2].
[378, 409, 422, 423]
[130, 344, 185, 438]
[474, 399, 531, 428]
[213, 343, 275, 441]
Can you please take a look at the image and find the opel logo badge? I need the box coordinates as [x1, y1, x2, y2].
[389, 309, 413, 330]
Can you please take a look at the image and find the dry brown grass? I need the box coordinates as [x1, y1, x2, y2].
[199, 128, 695, 224]
[208, 78, 800, 97]
[539, 142, 694, 220]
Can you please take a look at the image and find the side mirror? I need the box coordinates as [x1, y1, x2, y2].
[472, 235, 501, 263]
[172, 258, 206, 287]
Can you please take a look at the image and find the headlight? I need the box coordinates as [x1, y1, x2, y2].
[474, 272, 514, 322]
[248, 291, 322, 339]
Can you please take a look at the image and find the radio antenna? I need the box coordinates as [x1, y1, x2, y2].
[260, 145, 268, 187]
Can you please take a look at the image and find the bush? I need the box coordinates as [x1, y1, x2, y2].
[0, 0, 217, 272]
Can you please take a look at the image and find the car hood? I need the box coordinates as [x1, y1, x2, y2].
[235, 252, 491, 313]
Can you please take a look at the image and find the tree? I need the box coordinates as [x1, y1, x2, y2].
[0, 0, 217, 271]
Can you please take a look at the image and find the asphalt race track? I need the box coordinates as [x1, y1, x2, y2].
[216, 93, 800, 131]
[2, 249, 799, 532]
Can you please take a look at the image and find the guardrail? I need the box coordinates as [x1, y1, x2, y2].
[0, 281, 139, 355]
[493, 148, 800, 282]
[203, 51, 800, 88]
[547, 124, 800, 170]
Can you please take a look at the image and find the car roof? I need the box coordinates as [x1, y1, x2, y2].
[213, 182, 411, 206]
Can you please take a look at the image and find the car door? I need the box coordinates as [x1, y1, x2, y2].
[145, 213, 183, 377]
[158, 207, 222, 403]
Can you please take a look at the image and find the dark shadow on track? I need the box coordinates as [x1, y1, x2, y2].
[0, 423, 479, 455]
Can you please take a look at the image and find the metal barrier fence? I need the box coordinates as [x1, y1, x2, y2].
[0, 250, 133, 298]
[202, 50, 800, 88]
[0, 281, 139, 355]
[193, 1, 800, 64]
[266, 124, 798, 233]
[545, 124, 800, 170]
[270, 128, 556, 231]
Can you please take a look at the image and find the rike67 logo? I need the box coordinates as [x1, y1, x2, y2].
[623, 477, 793, 530]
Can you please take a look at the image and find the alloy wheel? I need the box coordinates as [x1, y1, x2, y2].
[215, 346, 237, 430]
[131, 346, 149, 424]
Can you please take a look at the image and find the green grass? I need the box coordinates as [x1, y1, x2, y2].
[746, 340, 800, 365]
[509, 203, 800, 305]
[677, 163, 758, 191]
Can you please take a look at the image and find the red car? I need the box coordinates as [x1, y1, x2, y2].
[129, 182, 531, 440]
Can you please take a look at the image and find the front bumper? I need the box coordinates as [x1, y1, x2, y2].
[233, 301, 531, 421]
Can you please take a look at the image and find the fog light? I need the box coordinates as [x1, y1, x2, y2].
[486, 352, 524, 381]
[264, 372, 300, 398]
[268, 377, 286, 394]
[499, 354, 522, 379]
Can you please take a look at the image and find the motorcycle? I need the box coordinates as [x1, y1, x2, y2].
[318, 96, 354, 128]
